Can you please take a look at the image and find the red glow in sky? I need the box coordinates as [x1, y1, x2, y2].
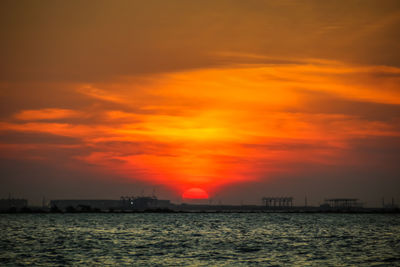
[0, 1, 399, 205]
[182, 188, 209, 199]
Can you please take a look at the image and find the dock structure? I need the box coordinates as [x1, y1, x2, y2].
[324, 198, 362, 209]
[262, 197, 293, 208]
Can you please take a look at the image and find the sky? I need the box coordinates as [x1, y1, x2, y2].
[1, 0, 400, 206]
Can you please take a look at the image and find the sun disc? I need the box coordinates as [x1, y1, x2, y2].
[182, 188, 209, 199]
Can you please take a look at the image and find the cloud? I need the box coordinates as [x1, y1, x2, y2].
[77, 86, 126, 103]
[1, 59, 399, 199]
[1, 1, 400, 204]
[2, 0, 400, 84]
[14, 108, 81, 121]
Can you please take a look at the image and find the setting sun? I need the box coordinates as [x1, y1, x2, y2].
[182, 188, 209, 199]
[1, 1, 399, 265]
[0, 0, 399, 207]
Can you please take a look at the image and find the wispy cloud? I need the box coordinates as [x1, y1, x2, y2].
[77, 85, 127, 103]
[14, 108, 82, 121]
[1, 60, 399, 195]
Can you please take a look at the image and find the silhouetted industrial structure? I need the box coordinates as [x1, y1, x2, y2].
[50, 196, 171, 211]
[262, 197, 293, 208]
[0, 198, 28, 211]
[382, 197, 398, 209]
[120, 196, 170, 210]
[3, 193, 397, 213]
[323, 198, 363, 209]
[50, 199, 121, 211]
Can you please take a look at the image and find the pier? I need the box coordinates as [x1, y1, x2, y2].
[262, 197, 293, 208]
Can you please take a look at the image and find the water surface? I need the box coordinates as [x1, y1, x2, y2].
[1, 213, 399, 266]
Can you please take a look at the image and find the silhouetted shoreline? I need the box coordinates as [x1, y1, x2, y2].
[1, 207, 399, 214]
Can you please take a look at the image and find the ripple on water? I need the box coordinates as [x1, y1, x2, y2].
[0, 213, 400, 266]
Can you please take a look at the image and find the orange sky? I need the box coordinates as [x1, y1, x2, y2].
[1, 1, 399, 205]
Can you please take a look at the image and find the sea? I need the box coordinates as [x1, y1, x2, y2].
[1, 213, 399, 266]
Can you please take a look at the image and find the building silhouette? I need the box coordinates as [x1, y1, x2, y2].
[50, 196, 171, 211]
[0, 198, 28, 211]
